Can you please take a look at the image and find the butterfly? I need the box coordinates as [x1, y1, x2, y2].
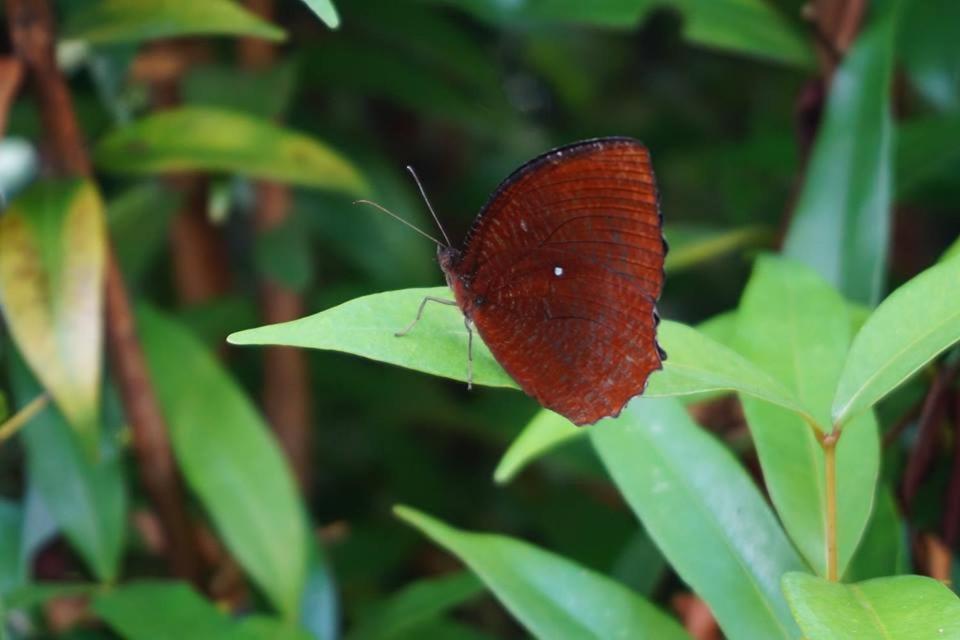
[359, 137, 666, 426]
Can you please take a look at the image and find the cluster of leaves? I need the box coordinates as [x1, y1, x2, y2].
[0, 0, 959, 639]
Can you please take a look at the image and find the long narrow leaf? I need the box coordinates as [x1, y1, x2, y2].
[140, 308, 308, 619]
[783, 2, 900, 305]
[592, 397, 804, 639]
[395, 506, 690, 640]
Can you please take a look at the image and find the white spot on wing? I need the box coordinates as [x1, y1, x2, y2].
[554, 266, 564, 277]
[520, 219, 528, 232]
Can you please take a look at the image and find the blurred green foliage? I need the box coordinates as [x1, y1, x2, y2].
[1, 0, 960, 638]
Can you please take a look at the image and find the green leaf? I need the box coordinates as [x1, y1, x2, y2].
[63, 0, 285, 44]
[663, 225, 771, 273]
[783, 2, 900, 306]
[421, 0, 814, 68]
[229, 288, 806, 417]
[782, 573, 960, 639]
[0, 501, 23, 595]
[139, 308, 308, 619]
[94, 581, 311, 640]
[395, 506, 690, 640]
[900, 0, 960, 111]
[832, 254, 960, 427]
[184, 62, 299, 121]
[0, 180, 106, 446]
[347, 572, 484, 640]
[845, 488, 908, 581]
[300, 540, 338, 640]
[591, 397, 804, 639]
[95, 107, 366, 194]
[418, 0, 655, 28]
[229, 287, 513, 389]
[645, 321, 807, 414]
[493, 410, 580, 485]
[735, 256, 879, 576]
[7, 354, 125, 583]
[300, 0, 340, 29]
[107, 182, 181, 284]
[670, 0, 816, 69]
[896, 115, 960, 197]
[493, 315, 814, 484]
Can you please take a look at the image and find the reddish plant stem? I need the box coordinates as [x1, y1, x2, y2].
[6, 0, 201, 581]
[942, 390, 960, 545]
[239, 0, 313, 491]
[902, 364, 957, 512]
[136, 41, 231, 306]
[0, 57, 23, 137]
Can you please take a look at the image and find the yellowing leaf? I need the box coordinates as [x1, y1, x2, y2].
[0, 180, 106, 447]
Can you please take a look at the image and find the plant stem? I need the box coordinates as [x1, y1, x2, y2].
[0, 394, 48, 442]
[6, 0, 201, 582]
[822, 431, 839, 581]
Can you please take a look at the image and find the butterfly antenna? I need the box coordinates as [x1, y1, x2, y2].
[406, 165, 452, 247]
[353, 199, 446, 248]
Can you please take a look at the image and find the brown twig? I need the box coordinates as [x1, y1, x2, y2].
[6, 0, 201, 581]
[239, 0, 313, 491]
[902, 364, 958, 513]
[942, 390, 960, 545]
[805, 0, 867, 77]
[0, 56, 24, 138]
[134, 41, 231, 306]
[882, 399, 924, 448]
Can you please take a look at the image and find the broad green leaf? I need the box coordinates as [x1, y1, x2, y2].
[900, 0, 960, 111]
[670, 0, 815, 69]
[419, 0, 655, 28]
[63, 0, 285, 44]
[592, 398, 804, 639]
[782, 573, 960, 639]
[735, 256, 879, 576]
[184, 62, 298, 121]
[494, 410, 579, 484]
[422, 0, 813, 68]
[230, 287, 513, 389]
[610, 527, 667, 598]
[95, 107, 366, 195]
[8, 354, 125, 583]
[107, 182, 180, 284]
[140, 308, 307, 619]
[742, 401, 878, 578]
[897, 115, 960, 197]
[845, 488, 908, 581]
[663, 225, 771, 273]
[832, 254, 960, 428]
[229, 288, 805, 416]
[348, 572, 483, 640]
[0, 180, 105, 445]
[493, 317, 809, 484]
[645, 321, 806, 414]
[300, 0, 341, 29]
[783, 2, 900, 306]
[395, 506, 690, 640]
[94, 582, 312, 640]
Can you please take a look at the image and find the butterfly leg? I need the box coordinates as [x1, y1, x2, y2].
[395, 296, 457, 337]
[464, 316, 474, 390]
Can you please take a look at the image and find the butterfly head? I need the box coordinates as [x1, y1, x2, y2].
[437, 245, 460, 270]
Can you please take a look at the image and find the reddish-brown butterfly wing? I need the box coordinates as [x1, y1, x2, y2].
[441, 137, 666, 425]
